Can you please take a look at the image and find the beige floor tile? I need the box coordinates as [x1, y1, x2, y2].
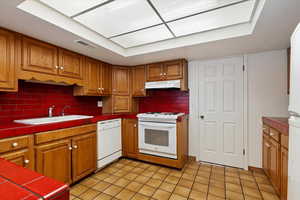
[143, 170, 155, 177]
[138, 185, 156, 197]
[210, 173, 225, 181]
[242, 187, 261, 198]
[126, 181, 143, 192]
[209, 179, 225, 189]
[135, 175, 150, 184]
[240, 174, 256, 182]
[261, 191, 280, 200]
[114, 170, 128, 177]
[207, 194, 225, 200]
[181, 173, 196, 181]
[165, 175, 180, 184]
[241, 180, 258, 189]
[131, 193, 150, 200]
[71, 184, 89, 196]
[257, 183, 276, 193]
[225, 172, 239, 178]
[93, 181, 111, 192]
[124, 173, 138, 181]
[79, 189, 101, 200]
[103, 185, 123, 196]
[157, 168, 171, 175]
[225, 176, 240, 185]
[146, 178, 162, 188]
[192, 182, 208, 193]
[152, 172, 167, 180]
[159, 182, 176, 193]
[244, 195, 262, 200]
[104, 167, 119, 174]
[173, 185, 191, 198]
[115, 189, 135, 200]
[104, 175, 119, 184]
[80, 177, 99, 187]
[208, 186, 225, 198]
[226, 190, 244, 200]
[195, 176, 210, 185]
[93, 172, 111, 180]
[148, 165, 160, 172]
[152, 189, 171, 200]
[69, 195, 77, 200]
[169, 194, 188, 200]
[114, 178, 130, 188]
[189, 190, 207, 200]
[255, 176, 270, 184]
[122, 166, 134, 172]
[197, 171, 210, 178]
[132, 167, 144, 174]
[94, 193, 113, 200]
[178, 178, 194, 188]
[170, 171, 184, 178]
[226, 183, 242, 193]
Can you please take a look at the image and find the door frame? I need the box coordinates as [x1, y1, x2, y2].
[189, 55, 249, 170]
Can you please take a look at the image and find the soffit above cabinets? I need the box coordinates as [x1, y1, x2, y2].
[18, 0, 264, 56]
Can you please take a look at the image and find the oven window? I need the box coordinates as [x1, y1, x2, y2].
[144, 129, 169, 146]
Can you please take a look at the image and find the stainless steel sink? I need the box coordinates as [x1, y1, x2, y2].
[14, 115, 93, 125]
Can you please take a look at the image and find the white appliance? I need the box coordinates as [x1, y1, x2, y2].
[145, 80, 181, 89]
[137, 112, 184, 159]
[288, 22, 300, 200]
[97, 119, 122, 169]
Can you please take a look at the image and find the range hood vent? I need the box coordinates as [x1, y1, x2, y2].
[145, 80, 181, 89]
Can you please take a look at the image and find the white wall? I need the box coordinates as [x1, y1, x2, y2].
[247, 49, 289, 167]
[188, 49, 289, 168]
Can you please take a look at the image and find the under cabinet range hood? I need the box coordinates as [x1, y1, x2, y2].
[145, 80, 181, 89]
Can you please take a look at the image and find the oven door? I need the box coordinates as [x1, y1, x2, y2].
[138, 121, 177, 159]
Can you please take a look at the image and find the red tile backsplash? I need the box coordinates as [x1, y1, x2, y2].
[0, 81, 102, 123]
[139, 89, 189, 114]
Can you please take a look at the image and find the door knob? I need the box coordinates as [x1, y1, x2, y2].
[200, 115, 204, 119]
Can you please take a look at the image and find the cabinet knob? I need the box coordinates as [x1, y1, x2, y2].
[164, 73, 167, 75]
[24, 159, 30, 164]
[98, 88, 101, 90]
[265, 143, 271, 148]
[55, 66, 59, 69]
[69, 146, 73, 150]
[270, 132, 274, 136]
[134, 124, 137, 128]
[73, 145, 78, 149]
[60, 66, 64, 70]
[113, 89, 116, 91]
[102, 88, 104, 91]
[160, 73, 163, 76]
[12, 142, 18, 147]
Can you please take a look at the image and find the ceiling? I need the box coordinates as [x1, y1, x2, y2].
[0, 0, 299, 65]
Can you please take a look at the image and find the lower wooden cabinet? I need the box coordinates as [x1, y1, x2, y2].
[281, 146, 288, 200]
[122, 119, 138, 158]
[269, 138, 281, 193]
[262, 134, 271, 177]
[1, 149, 32, 169]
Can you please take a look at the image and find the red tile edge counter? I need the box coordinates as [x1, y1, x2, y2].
[0, 158, 69, 200]
[0, 114, 137, 139]
[262, 117, 289, 136]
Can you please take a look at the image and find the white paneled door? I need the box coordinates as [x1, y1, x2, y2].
[189, 57, 245, 168]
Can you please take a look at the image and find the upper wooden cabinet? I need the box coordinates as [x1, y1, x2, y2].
[21, 37, 58, 75]
[146, 59, 188, 91]
[100, 62, 112, 96]
[112, 66, 130, 95]
[132, 65, 146, 97]
[0, 29, 17, 92]
[58, 49, 83, 79]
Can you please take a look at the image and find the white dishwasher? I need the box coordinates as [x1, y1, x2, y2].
[97, 119, 122, 169]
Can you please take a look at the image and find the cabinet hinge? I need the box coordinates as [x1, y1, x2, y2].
[243, 149, 245, 156]
[243, 65, 245, 71]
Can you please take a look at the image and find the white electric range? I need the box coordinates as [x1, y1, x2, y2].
[137, 112, 184, 159]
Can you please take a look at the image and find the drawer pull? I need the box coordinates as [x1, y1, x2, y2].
[270, 132, 275, 136]
[24, 160, 30, 164]
[11, 142, 18, 147]
[73, 145, 78, 149]
[265, 143, 271, 148]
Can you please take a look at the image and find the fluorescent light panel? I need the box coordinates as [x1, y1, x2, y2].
[39, 0, 109, 17]
[74, 0, 163, 38]
[168, 0, 256, 37]
[111, 25, 173, 48]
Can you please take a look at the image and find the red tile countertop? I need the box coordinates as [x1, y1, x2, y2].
[262, 117, 289, 136]
[0, 158, 69, 200]
[0, 114, 138, 139]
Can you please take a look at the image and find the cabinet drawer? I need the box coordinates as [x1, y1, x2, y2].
[270, 128, 280, 142]
[0, 136, 30, 154]
[281, 134, 289, 149]
[263, 124, 270, 134]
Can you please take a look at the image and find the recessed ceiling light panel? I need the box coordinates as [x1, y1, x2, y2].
[111, 25, 173, 48]
[74, 0, 163, 38]
[168, 0, 255, 37]
[39, 0, 109, 17]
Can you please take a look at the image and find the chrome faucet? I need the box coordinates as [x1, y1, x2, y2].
[61, 105, 71, 116]
[48, 105, 55, 117]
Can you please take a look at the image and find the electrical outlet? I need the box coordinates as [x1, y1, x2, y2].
[97, 101, 102, 107]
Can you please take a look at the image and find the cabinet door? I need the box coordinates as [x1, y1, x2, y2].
[0, 29, 16, 92]
[146, 63, 163, 81]
[85, 58, 101, 95]
[1, 149, 31, 169]
[22, 37, 58, 75]
[35, 140, 72, 184]
[58, 49, 83, 79]
[132, 66, 146, 97]
[113, 95, 131, 113]
[163, 60, 183, 80]
[263, 135, 271, 177]
[112, 66, 130, 95]
[122, 119, 138, 158]
[72, 132, 97, 182]
[100, 62, 112, 96]
[270, 138, 280, 193]
[281, 147, 288, 200]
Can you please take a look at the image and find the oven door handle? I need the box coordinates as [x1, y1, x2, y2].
[139, 123, 176, 128]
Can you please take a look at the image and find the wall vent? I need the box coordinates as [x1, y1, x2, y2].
[74, 40, 95, 48]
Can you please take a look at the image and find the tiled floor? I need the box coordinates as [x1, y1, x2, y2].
[70, 158, 279, 200]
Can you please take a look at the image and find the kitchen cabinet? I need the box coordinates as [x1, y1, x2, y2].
[0, 135, 34, 170]
[262, 118, 289, 199]
[132, 65, 146, 97]
[122, 119, 138, 158]
[35, 124, 97, 184]
[0, 29, 17, 92]
[112, 66, 130, 95]
[112, 95, 131, 113]
[146, 59, 188, 91]
[72, 133, 96, 182]
[58, 49, 83, 79]
[19, 36, 84, 85]
[35, 139, 72, 184]
[100, 62, 112, 96]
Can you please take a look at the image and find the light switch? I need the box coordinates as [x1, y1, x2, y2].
[97, 101, 103, 107]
